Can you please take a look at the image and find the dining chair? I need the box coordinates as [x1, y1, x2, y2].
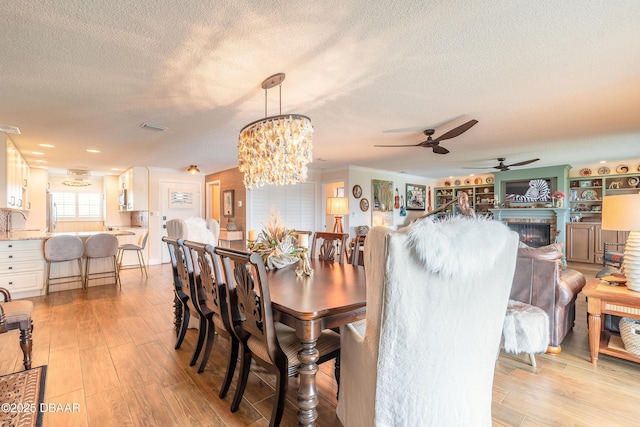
[84, 233, 120, 289]
[0, 287, 33, 370]
[183, 241, 239, 397]
[171, 238, 207, 368]
[214, 246, 341, 427]
[336, 218, 519, 427]
[43, 235, 84, 295]
[162, 237, 191, 350]
[117, 229, 148, 277]
[349, 234, 367, 266]
[310, 231, 349, 263]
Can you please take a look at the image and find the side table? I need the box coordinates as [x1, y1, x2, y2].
[583, 277, 640, 364]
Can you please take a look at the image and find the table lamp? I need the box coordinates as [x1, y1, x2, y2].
[602, 194, 640, 291]
[326, 197, 349, 233]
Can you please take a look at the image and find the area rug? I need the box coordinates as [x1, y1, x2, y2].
[0, 366, 47, 427]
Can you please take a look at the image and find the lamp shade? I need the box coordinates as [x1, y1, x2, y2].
[327, 197, 349, 215]
[602, 195, 640, 231]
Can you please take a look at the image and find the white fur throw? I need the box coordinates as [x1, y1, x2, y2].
[502, 300, 550, 354]
[405, 216, 514, 280]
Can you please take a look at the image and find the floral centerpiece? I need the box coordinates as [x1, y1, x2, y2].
[551, 190, 565, 208]
[247, 211, 302, 270]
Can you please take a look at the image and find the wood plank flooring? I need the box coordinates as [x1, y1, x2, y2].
[1, 262, 640, 426]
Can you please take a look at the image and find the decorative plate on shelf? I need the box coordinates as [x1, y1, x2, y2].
[581, 189, 597, 200]
[597, 166, 610, 175]
[359, 198, 369, 212]
[454, 179, 461, 186]
[485, 177, 494, 184]
[580, 168, 592, 176]
[474, 177, 482, 184]
[629, 177, 640, 187]
[464, 179, 471, 185]
[616, 164, 629, 174]
[352, 184, 362, 199]
[444, 181, 451, 187]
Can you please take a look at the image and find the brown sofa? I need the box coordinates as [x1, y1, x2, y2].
[509, 245, 586, 353]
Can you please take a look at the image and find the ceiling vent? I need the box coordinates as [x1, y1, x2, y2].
[140, 122, 168, 131]
[0, 124, 21, 134]
[63, 169, 92, 187]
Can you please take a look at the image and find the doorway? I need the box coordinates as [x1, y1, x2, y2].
[206, 180, 221, 222]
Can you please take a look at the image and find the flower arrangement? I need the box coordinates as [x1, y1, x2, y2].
[551, 190, 565, 199]
[247, 211, 301, 269]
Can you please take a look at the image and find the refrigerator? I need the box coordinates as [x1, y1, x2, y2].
[46, 191, 57, 232]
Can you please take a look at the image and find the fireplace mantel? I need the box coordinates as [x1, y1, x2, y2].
[489, 208, 569, 221]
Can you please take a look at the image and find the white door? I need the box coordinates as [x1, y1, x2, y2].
[159, 181, 201, 263]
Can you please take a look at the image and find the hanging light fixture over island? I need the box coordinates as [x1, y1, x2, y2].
[238, 73, 313, 190]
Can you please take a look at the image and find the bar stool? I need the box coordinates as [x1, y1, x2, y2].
[43, 235, 84, 295]
[84, 233, 120, 289]
[117, 230, 148, 277]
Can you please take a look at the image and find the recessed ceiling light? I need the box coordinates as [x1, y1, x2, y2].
[39, 143, 55, 148]
[470, 174, 475, 176]
[86, 149, 101, 153]
[600, 160, 607, 164]
[31, 151, 44, 155]
[111, 168, 122, 171]
[33, 160, 47, 163]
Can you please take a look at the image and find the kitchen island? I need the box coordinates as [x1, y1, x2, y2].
[0, 230, 134, 298]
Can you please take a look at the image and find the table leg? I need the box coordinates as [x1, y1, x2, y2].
[588, 313, 601, 364]
[297, 339, 319, 427]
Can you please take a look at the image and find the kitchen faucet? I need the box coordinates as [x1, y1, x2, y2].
[8, 210, 28, 231]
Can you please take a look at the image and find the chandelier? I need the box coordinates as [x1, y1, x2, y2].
[62, 169, 92, 187]
[238, 73, 313, 189]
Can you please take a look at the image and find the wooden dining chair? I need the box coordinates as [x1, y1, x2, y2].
[183, 240, 240, 398]
[162, 237, 191, 350]
[349, 234, 367, 266]
[214, 246, 341, 427]
[310, 231, 349, 263]
[170, 238, 208, 368]
[0, 287, 33, 370]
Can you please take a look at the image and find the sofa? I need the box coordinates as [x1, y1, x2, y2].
[509, 243, 586, 353]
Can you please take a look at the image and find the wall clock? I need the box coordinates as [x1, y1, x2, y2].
[360, 198, 369, 212]
[352, 184, 362, 199]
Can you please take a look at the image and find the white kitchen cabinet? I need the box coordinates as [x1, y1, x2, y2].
[0, 239, 44, 298]
[1, 136, 30, 210]
[119, 166, 149, 211]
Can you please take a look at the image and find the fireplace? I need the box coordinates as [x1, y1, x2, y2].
[506, 222, 552, 248]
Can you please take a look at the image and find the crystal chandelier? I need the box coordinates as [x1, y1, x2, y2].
[238, 73, 313, 189]
[62, 169, 92, 187]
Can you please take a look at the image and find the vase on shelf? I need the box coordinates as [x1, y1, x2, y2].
[553, 198, 563, 208]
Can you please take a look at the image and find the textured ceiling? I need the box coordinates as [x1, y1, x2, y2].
[1, 0, 639, 178]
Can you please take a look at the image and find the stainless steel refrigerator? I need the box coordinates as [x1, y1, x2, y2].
[46, 191, 57, 232]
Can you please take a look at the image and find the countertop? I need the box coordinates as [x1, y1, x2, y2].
[0, 230, 135, 241]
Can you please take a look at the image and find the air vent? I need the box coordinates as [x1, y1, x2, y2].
[140, 122, 168, 131]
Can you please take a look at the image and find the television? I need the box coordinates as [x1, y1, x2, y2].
[504, 178, 553, 203]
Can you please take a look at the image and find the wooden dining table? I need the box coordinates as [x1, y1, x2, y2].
[266, 258, 366, 427]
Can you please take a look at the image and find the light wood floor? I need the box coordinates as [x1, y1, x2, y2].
[1, 262, 640, 426]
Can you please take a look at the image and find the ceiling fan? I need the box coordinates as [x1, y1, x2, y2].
[473, 157, 540, 171]
[374, 119, 478, 154]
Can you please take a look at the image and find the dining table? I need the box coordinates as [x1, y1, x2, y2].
[266, 258, 366, 427]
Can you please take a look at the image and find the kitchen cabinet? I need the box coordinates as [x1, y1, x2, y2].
[0, 239, 44, 297]
[1, 136, 30, 210]
[566, 223, 596, 263]
[118, 167, 149, 211]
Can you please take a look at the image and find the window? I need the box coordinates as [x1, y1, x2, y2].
[52, 192, 103, 221]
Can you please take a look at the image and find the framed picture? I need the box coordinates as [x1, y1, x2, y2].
[406, 183, 426, 210]
[223, 190, 234, 218]
[372, 179, 394, 227]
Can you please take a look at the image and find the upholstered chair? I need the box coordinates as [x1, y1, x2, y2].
[310, 231, 349, 263]
[84, 233, 120, 289]
[162, 237, 191, 350]
[43, 235, 84, 295]
[337, 217, 519, 427]
[117, 230, 149, 277]
[0, 287, 33, 370]
[215, 246, 340, 427]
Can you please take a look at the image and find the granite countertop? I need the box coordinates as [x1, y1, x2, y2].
[0, 230, 135, 241]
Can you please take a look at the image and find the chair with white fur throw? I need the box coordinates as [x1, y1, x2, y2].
[0, 287, 33, 370]
[337, 216, 519, 427]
